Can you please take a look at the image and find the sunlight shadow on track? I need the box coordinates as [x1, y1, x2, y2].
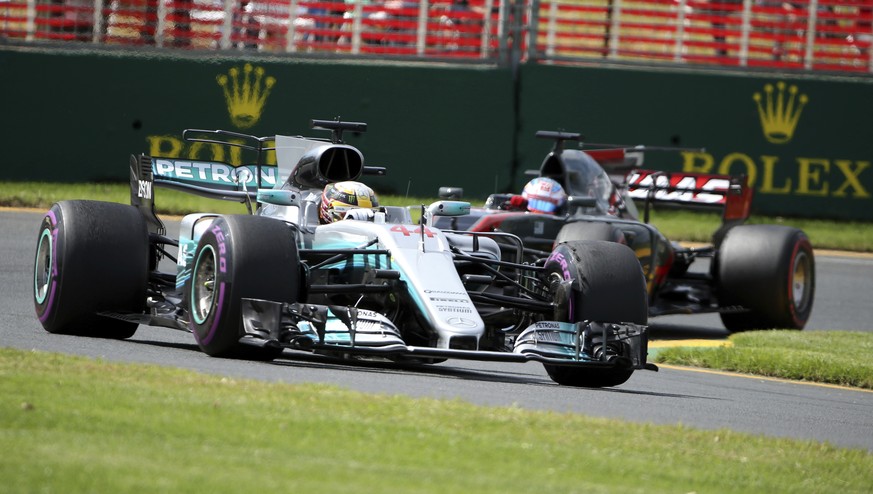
[648, 322, 730, 341]
[129, 338, 201, 353]
[272, 354, 712, 399]
[125, 334, 712, 399]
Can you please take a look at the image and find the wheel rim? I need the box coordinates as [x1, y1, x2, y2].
[548, 271, 573, 322]
[191, 245, 217, 325]
[791, 250, 812, 311]
[34, 228, 53, 304]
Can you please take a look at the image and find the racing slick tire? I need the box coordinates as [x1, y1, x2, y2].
[542, 240, 648, 388]
[188, 215, 300, 359]
[554, 221, 626, 246]
[716, 224, 814, 332]
[33, 200, 148, 339]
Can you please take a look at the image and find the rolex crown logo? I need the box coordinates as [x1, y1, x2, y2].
[753, 81, 808, 144]
[216, 64, 276, 129]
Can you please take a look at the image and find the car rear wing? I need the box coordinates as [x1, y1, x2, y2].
[625, 169, 753, 224]
[130, 129, 280, 212]
[131, 123, 386, 211]
[128, 122, 390, 242]
[585, 148, 644, 174]
[150, 157, 277, 202]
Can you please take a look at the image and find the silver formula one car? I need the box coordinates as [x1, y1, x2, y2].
[33, 120, 656, 388]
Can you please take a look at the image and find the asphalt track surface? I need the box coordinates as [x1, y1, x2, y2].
[3, 209, 872, 451]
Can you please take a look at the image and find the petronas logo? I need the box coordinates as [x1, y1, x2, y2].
[753, 82, 808, 144]
[216, 64, 276, 129]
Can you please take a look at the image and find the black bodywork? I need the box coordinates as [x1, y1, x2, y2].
[435, 130, 809, 327]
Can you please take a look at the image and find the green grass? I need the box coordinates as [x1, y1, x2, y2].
[746, 215, 873, 253]
[655, 331, 873, 390]
[643, 209, 724, 244]
[0, 182, 442, 216]
[2, 347, 871, 494]
[3, 182, 872, 252]
[646, 209, 873, 253]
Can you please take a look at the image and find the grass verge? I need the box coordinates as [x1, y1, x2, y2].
[654, 331, 873, 390]
[2, 347, 871, 494]
[3, 182, 870, 252]
[0, 182, 437, 216]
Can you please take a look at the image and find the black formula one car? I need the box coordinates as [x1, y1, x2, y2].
[434, 131, 815, 332]
[32, 120, 657, 388]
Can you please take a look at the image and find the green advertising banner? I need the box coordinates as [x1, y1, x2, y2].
[0, 48, 515, 199]
[2, 47, 872, 219]
[516, 64, 873, 220]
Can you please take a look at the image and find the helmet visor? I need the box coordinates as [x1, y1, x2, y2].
[527, 198, 559, 213]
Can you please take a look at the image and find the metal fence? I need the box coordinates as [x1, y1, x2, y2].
[2, 0, 871, 73]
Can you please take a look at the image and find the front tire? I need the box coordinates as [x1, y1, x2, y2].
[716, 224, 815, 332]
[33, 201, 148, 339]
[188, 215, 300, 359]
[554, 221, 625, 246]
[542, 240, 648, 388]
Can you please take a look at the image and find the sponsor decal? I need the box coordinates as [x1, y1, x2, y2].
[680, 151, 870, 199]
[677, 81, 870, 201]
[753, 81, 807, 145]
[211, 223, 227, 273]
[216, 63, 276, 130]
[152, 159, 278, 188]
[137, 179, 153, 199]
[354, 309, 382, 319]
[146, 64, 278, 165]
[627, 172, 729, 204]
[533, 330, 562, 342]
[548, 251, 571, 281]
[424, 289, 467, 295]
[437, 306, 473, 313]
[447, 317, 477, 328]
[145, 135, 278, 167]
[429, 297, 471, 304]
[534, 321, 562, 329]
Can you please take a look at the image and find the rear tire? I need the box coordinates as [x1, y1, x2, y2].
[188, 215, 300, 359]
[33, 201, 148, 339]
[716, 225, 814, 332]
[542, 240, 648, 388]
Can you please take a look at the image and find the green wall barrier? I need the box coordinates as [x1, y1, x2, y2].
[516, 64, 873, 221]
[0, 48, 515, 199]
[2, 47, 871, 219]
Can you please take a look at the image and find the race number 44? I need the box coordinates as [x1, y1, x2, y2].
[391, 225, 435, 238]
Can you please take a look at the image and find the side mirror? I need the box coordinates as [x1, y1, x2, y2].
[567, 196, 597, 208]
[427, 200, 471, 217]
[257, 189, 300, 206]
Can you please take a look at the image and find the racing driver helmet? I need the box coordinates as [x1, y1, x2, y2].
[521, 177, 567, 214]
[319, 181, 380, 224]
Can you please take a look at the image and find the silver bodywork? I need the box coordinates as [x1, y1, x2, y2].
[135, 123, 655, 385]
[308, 220, 488, 349]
